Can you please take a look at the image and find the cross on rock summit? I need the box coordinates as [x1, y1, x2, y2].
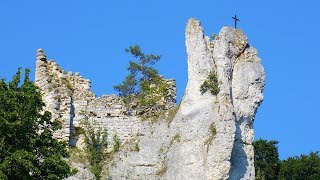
[232, 14, 240, 29]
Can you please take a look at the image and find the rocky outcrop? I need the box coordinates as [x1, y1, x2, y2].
[108, 18, 265, 180]
[166, 19, 265, 180]
[36, 18, 265, 180]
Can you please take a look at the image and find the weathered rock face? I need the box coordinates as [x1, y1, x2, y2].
[35, 18, 265, 180]
[165, 19, 265, 180]
[108, 18, 265, 180]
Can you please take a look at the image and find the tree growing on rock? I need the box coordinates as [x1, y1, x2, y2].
[81, 118, 108, 180]
[0, 68, 73, 179]
[114, 45, 169, 110]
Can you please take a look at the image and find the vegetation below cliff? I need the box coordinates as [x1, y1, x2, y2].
[0, 67, 319, 180]
[0, 69, 74, 179]
[254, 139, 320, 180]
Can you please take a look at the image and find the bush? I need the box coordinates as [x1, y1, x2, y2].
[82, 119, 108, 180]
[200, 70, 219, 95]
[112, 134, 121, 153]
[204, 122, 217, 145]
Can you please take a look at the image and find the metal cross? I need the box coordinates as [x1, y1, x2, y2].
[232, 14, 240, 29]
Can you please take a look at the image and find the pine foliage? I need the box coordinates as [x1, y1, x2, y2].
[114, 45, 169, 109]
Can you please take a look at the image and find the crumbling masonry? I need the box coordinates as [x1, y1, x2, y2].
[35, 49, 176, 146]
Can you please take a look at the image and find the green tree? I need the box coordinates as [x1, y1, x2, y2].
[0, 68, 73, 179]
[114, 45, 169, 109]
[82, 119, 108, 180]
[279, 152, 320, 180]
[200, 70, 219, 95]
[253, 139, 280, 180]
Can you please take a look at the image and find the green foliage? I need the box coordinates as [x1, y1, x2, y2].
[256, 169, 266, 180]
[82, 119, 108, 180]
[254, 139, 320, 179]
[253, 139, 280, 180]
[204, 122, 217, 152]
[112, 134, 121, 153]
[114, 45, 169, 109]
[135, 143, 140, 152]
[0, 68, 73, 179]
[279, 152, 320, 180]
[68, 147, 87, 164]
[200, 70, 219, 95]
[210, 33, 217, 41]
[138, 76, 169, 108]
[113, 75, 137, 97]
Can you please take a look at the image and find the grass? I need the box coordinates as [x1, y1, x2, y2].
[204, 122, 217, 151]
[68, 147, 87, 164]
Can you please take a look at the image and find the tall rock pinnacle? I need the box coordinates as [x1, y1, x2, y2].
[165, 18, 265, 180]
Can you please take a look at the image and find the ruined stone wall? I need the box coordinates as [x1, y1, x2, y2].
[84, 95, 144, 145]
[35, 50, 176, 146]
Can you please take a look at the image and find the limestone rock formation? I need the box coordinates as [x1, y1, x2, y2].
[108, 18, 265, 180]
[166, 19, 265, 180]
[35, 18, 265, 180]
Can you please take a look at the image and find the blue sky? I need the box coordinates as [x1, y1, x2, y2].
[0, 1, 319, 159]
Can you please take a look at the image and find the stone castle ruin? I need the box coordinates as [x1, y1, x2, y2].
[35, 49, 176, 146]
[35, 18, 265, 179]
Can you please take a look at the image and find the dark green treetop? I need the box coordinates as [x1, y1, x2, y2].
[279, 152, 320, 180]
[253, 139, 320, 180]
[253, 139, 281, 180]
[114, 45, 168, 109]
[0, 68, 73, 179]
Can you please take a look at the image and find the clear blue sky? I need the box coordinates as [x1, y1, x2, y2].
[0, 1, 319, 159]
